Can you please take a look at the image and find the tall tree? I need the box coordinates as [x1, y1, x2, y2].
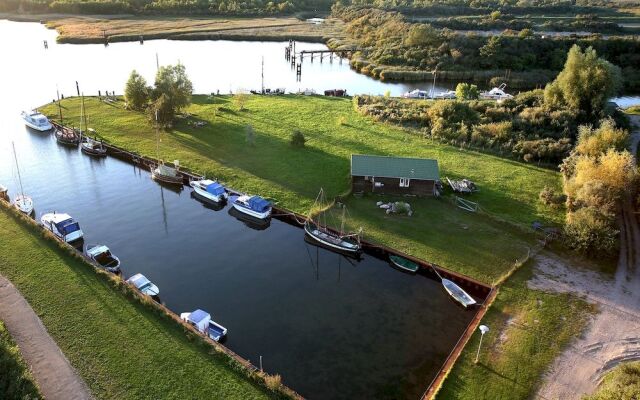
[151, 64, 193, 124]
[124, 70, 148, 111]
[544, 45, 621, 118]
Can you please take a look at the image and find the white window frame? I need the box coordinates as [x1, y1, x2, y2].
[399, 178, 411, 188]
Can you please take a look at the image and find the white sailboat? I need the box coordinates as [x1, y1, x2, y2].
[11, 142, 34, 215]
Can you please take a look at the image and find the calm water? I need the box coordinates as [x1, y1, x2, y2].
[0, 19, 478, 399]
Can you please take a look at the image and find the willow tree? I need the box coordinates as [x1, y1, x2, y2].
[124, 70, 148, 111]
[150, 64, 193, 124]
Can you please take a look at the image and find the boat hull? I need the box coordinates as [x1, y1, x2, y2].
[443, 279, 476, 308]
[81, 143, 107, 157]
[389, 255, 419, 273]
[14, 195, 34, 216]
[151, 170, 184, 185]
[24, 121, 53, 131]
[231, 202, 271, 220]
[304, 222, 361, 254]
[191, 183, 228, 203]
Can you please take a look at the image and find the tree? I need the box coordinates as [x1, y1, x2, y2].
[405, 23, 438, 47]
[124, 70, 148, 110]
[455, 83, 480, 101]
[151, 64, 193, 123]
[544, 45, 621, 118]
[564, 206, 618, 255]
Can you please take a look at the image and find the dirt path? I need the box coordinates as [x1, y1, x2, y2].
[0, 275, 92, 400]
[531, 116, 640, 400]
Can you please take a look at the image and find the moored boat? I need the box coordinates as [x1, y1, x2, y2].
[126, 273, 159, 296]
[11, 142, 34, 216]
[432, 90, 457, 100]
[304, 189, 361, 254]
[231, 194, 272, 220]
[53, 123, 80, 146]
[21, 110, 53, 131]
[442, 279, 477, 308]
[86, 244, 121, 274]
[180, 309, 228, 342]
[189, 179, 228, 203]
[81, 137, 107, 157]
[402, 89, 429, 99]
[389, 255, 420, 273]
[41, 212, 84, 243]
[151, 161, 183, 185]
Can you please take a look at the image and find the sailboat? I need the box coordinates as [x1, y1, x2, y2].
[304, 189, 361, 255]
[79, 95, 107, 157]
[150, 111, 183, 185]
[11, 142, 34, 216]
[53, 90, 80, 146]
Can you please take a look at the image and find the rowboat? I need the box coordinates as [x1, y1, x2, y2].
[389, 255, 420, 273]
[442, 279, 477, 308]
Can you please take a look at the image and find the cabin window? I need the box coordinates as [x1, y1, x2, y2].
[399, 178, 410, 187]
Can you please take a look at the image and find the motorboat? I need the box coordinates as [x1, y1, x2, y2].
[189, 179, 228, 203]
[389, 255, 420, 273]
[228, 206, 271, 230]
[53, 122, 80, 146]
[41, 212, 84, 243]
[11, 142, 34, 216]
[432, 90, 457, 100]
[81, 137, 107, 157]
[180, 309, 228, 342]
[126, 273, 159, 296]
[21, 110, 53, 131]
[86, 244, 121, 274]
[402, 89, 429, 99]
[480, 83, 514, 100]
[231, 195, 272, 220]
[151, 161, 183, 185]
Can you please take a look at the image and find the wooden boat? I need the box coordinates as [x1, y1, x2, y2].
[81, 137, 107, 157]
[151, 161, 183, 185]
[442, 279, 477, 308]
[53, 122, 80, 146]
[389, 255, 420, 273]
[304, 189, 361, 254]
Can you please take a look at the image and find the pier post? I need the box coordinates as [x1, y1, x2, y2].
[296, 63, 301, 81]
[76, 81, 80, 97]
[43, 40, 48, 49]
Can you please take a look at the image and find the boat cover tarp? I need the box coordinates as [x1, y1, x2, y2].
[56, 220, 80, 236]
[189, 309, 210, 324]
[248, 196, 271, 212]
[205, 182, 225, 196]
[158, 164, 178, 177]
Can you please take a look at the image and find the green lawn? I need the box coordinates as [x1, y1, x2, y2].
[0, 206, 281, 399]
[584, 361, 640, 400]
[42, 95, 561, 283]
[436, 261, 594, 400]
[0, 321, 41, 400]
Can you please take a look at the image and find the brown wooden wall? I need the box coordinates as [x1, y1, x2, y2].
[352, 176, 435, 196]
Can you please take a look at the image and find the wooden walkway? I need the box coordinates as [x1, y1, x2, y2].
[0, 275, 92, 400]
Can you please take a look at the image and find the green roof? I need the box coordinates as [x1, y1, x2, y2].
[351, 154, 439, 181]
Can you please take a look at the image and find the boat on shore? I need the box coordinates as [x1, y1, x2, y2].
[180, 309, 228, 342]
[189, 179, 228, 203]
[231, 194, 272, 220]
[21, 110, 53, 131]
[126, 273, 159, 296]
[304, 189, 361, 255]
[86, 244, 121, 274]
[53, 122, 80, 146]
[41, 212, 84, 243]
[389, 255, 420, 273]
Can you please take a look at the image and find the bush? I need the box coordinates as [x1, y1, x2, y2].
[584, 361, 640, 400]
[575, 118, 629, 157]
[290, 130, 306, 148]
[539, 186, 566, 208]
[564, 206, 618, 255]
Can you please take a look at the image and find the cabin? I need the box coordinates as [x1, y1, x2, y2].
[351, 154, 440, 196]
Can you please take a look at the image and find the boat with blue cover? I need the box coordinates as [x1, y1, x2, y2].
[231, 194, 272, 220]
[190, 179, 228, 203]
[41, 212, 84, 243]
[180, 309, 228, 342]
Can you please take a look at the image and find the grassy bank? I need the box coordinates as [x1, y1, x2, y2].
[0, 320, 42, 399]
[41, 16, 345, 43]
[436, 260, 595, 400]
[0, 205, 283, 399]
[584, 361, 640, 399]
[41, 95, 560, 283]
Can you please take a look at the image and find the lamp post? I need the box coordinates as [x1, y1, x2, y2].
[474, 324, 490, 364]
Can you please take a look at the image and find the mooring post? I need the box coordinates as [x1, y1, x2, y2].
[76, 81, 80, 96]
[43, 40, 48, 49]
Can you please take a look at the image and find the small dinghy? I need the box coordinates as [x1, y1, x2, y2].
[53, 123, 80, 146]
[231, 194, 272, 220]
[41, 212, 84, 243]
[81, 137, 107, 157]
[180, 309, 228, 342]
[389, 255, 420, 273]
[21, 110, 53, 131]
[86, 244, 121, 274]
[151, 161, 183, 185]
[190, 179, 228, 203]
[126, 273, 159, 296]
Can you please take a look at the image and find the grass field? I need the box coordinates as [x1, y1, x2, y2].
[41, 95, 561, 283]
[40, 16, 345, 43]
[0, 206, 281, 399]
[0, 320, 42, 399]
[436, 260, 594, 400]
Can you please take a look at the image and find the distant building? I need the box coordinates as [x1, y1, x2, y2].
[350, 154, 440, 196]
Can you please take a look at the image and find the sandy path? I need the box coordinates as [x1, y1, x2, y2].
[532, 116, 640, 400]
[0, 275, 92, 400]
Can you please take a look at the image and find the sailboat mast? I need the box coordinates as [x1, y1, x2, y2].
[56, 88, 63, 124]
[155, 110, 160, 162]
[79, 95, 84, 141]
[12, 142, 25, 199]
[340, 206, 346, 237]
[81, 93, 88, 133]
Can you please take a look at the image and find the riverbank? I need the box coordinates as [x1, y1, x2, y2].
[40, 95, 560, 283]
[0, 320, 41, 399]
[0, 203, 286, 399]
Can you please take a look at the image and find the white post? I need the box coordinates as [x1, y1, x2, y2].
[475, 325, 489, 364]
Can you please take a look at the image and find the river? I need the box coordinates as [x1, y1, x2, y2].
[0, 19, 479, 399]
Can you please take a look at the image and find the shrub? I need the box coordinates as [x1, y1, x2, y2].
[290, 130, 306, 148]
[564, 206, 618, 255]
[124, 70, 149, 111]
[575, 118, 629, 157]
[539, 186, 566, 208]
[264, 374, 282, 390]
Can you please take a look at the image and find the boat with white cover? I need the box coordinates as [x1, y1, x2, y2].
[190, 179, 228, 203]
[151, 161, 183, 185]
[480, 83, 514, 100]
[180, 309, 228, 342]
[432, 90, 457, 100]
[126, 273, 159, 296]
[41, 212, 84, 243]
[402, 89, 429, 99]
[86, 244, 121, 274]
[21, 110, 52, 131]
[231, 195, 272, 220]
